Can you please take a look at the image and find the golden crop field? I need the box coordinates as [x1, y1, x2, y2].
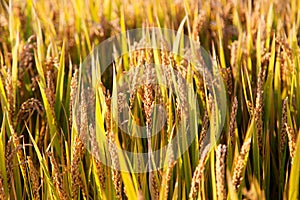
[0, 0, 299, 199]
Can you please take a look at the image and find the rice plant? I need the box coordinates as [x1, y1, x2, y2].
[0, 0, 299, 199]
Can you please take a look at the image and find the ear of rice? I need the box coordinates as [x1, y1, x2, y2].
[254, 65, 265, 152]
[90, 124, 106, 190]
[48, 152, 68, 200]
[232, 138, 252, 191]
[70, 68, 78, 126]
[27, 156, 40, 200]
[71, 89, 88, 198]
[199, 109, 209, 153]
[285, 124, 296, 165]
[229, 97, 238, 144]
[0, 172, 6, 200]
[105, 95, 122, 199]
[216, 144, 227, 200]
[280, 97, 288, 154]
[5, 66, 14, 123]
[189, 145, 210, 199]
[71, 136, 85, 199]
[149, 170, 159, 200]
[160, 146, 176, 200]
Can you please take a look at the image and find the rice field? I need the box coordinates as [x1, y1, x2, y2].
[0, 0, 299, 199]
